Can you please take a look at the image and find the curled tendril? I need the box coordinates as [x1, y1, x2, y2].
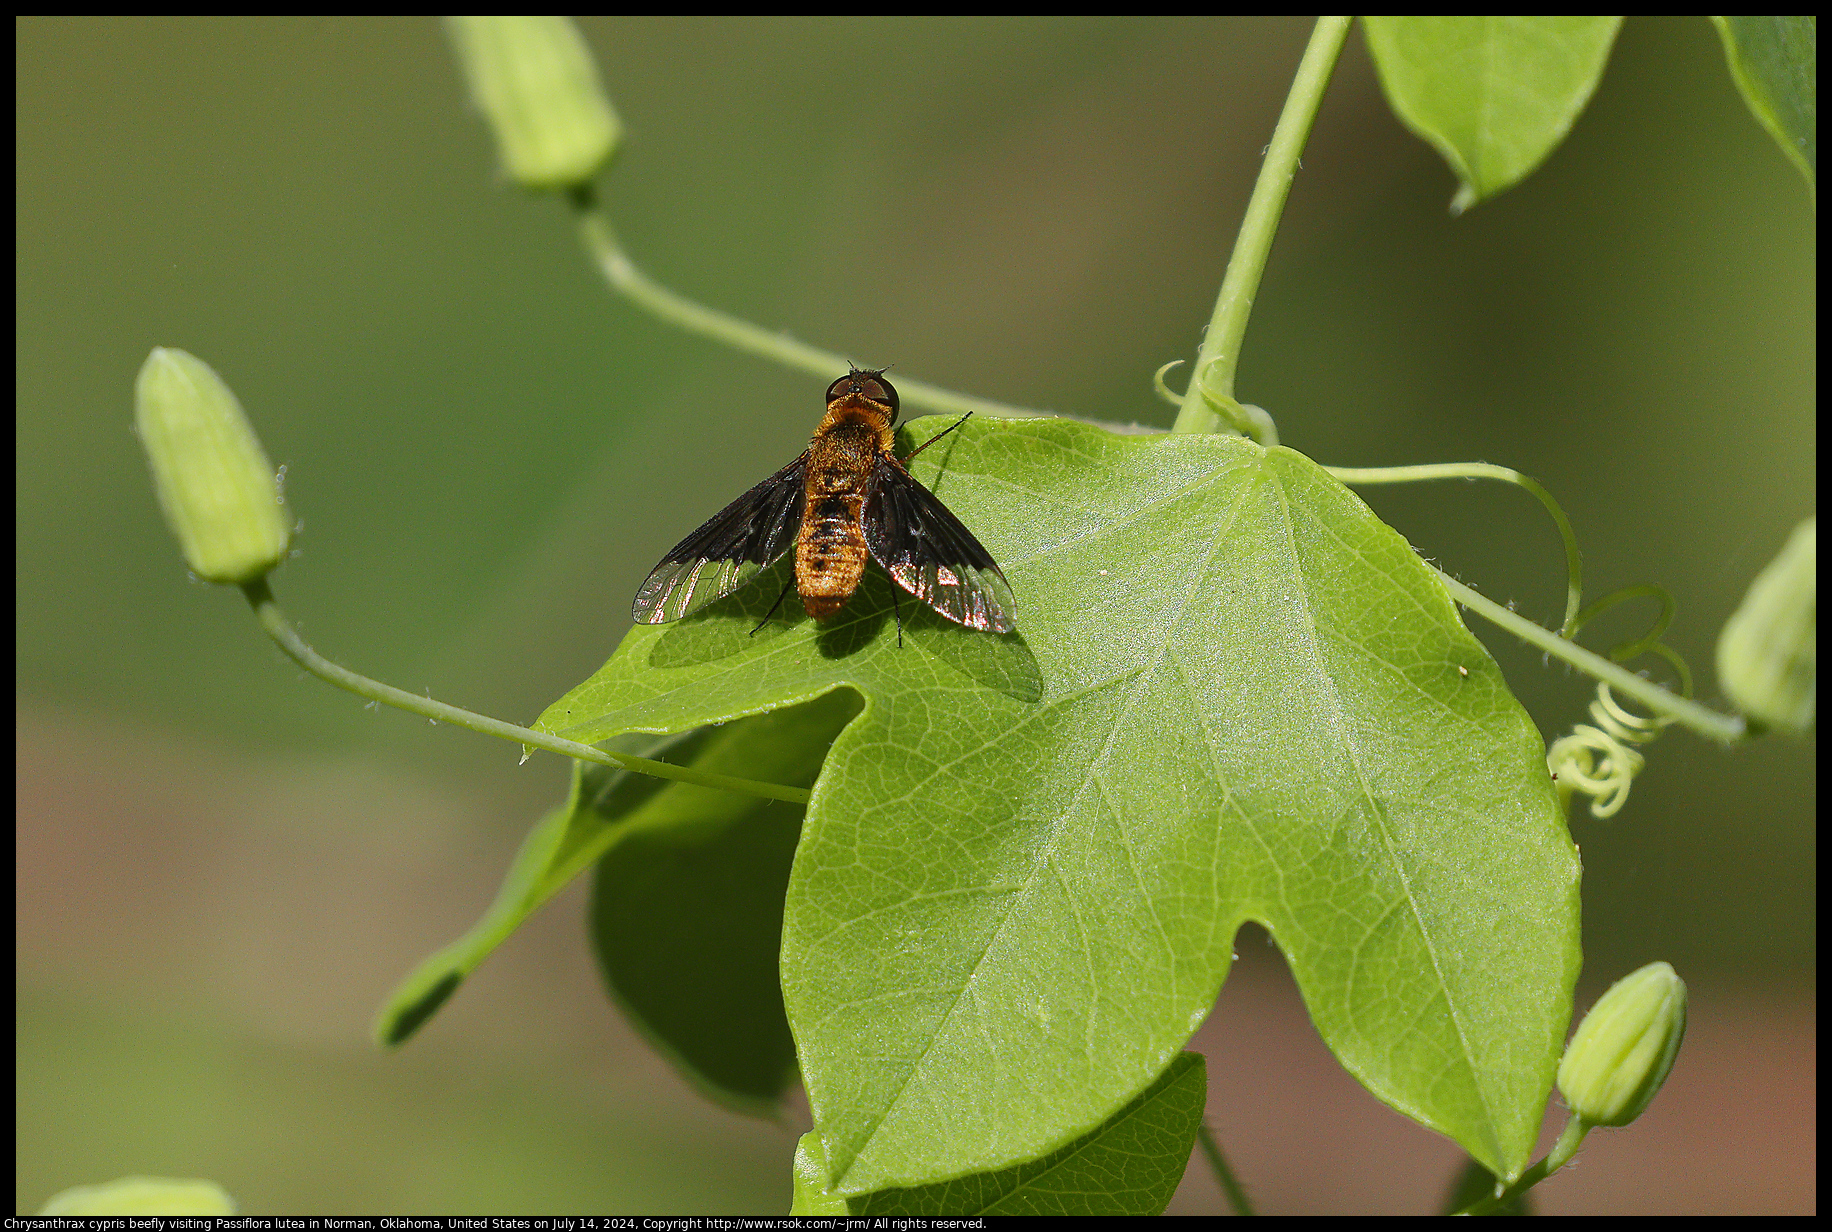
[1548, 684, 1673, 819]
[1547, 586, 1693, 819]
[1153, 360, 1186, 407]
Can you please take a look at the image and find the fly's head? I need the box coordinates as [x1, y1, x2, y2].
[827, 367, 900, 427]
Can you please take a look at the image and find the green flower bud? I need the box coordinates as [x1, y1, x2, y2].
[135, 348, 291, 584]
[40, 1176, 236, 1216]
[1558, 961, 1687, 1128]
[1717, 516, 1816, 734]
[448, 16, 622, 190]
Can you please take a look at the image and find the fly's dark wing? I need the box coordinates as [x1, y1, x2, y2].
[862, 453, 1016, 632]
[631, 452, 808, 623]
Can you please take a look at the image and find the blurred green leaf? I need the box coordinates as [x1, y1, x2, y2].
[588, 691, 860, 1112]
[1363, 16, 1623, 211]
[375, 730, 686, 1047]
[793, 1052, 1205, 1215]
[1710, 16, 1816, 197]
[536, 416, 1580, 1191]
[376, 697, 855, 1116]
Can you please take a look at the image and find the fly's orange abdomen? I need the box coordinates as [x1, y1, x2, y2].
[796, 421, 879, 620]
[796, 496, 867, 619]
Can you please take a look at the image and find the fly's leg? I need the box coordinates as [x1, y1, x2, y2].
[751, 577, 795, 635]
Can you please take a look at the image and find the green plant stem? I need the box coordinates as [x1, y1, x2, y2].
[1454, 1118, 1588, 1215]
[1196, 1123, 1255, 1216]
[240, 578, 811, 805]
[1174, 16, 1352, 436]
[1436, 571, 1746, 745]
[568, 184, 1046, 422]
[1327, 462, 1584, 635]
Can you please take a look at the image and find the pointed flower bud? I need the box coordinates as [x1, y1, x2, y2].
[1558, 961, 1687, 1128]
[1717, 516, 1816, 734]
[135, 348, 291, 584]
[448, 16, 622, 190]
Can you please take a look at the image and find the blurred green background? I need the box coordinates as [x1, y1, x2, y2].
[17, 16, 1813, 1215]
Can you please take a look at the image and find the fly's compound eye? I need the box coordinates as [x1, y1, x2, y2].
[859, 375, 899, 413]
[827, 371, 899, 414]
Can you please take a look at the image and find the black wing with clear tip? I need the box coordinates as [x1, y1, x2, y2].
[631, 452, 808, 623]
[862, 454, 1016, 632]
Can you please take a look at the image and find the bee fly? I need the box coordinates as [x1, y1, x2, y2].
[632, 367, 1015, 639]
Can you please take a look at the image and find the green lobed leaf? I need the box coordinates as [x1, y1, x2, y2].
[791, 1052, 1205, 1216]
[1710, 16, 1816, 197]
[536, 416, 1580, 1191]
[1362, 16, 1623, 211]
[375, 698, 855, 1116]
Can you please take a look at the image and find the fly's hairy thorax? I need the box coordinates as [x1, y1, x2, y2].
[796, 404, 892, 619]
